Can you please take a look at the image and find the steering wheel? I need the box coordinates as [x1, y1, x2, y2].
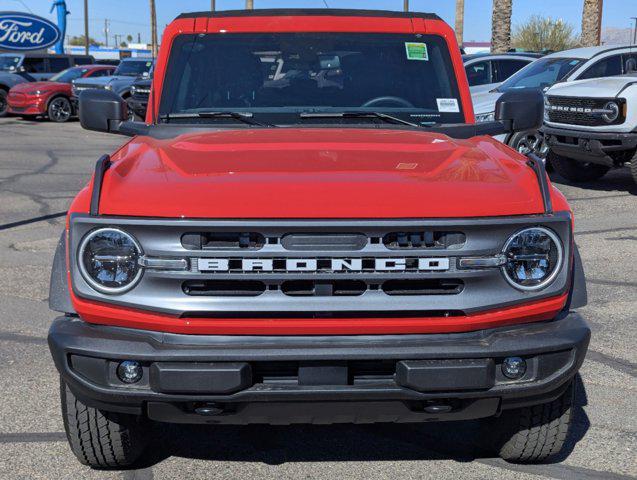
[361, 96, 414, 108]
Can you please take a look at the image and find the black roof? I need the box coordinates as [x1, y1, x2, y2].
[462, 52, 544, 61]
[177, 9, 440, 21]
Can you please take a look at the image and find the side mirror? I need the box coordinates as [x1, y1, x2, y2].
[495, 89, 544, 133]
[79, 89, 128, 134]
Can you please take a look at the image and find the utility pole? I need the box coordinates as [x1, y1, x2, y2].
[149, 0, 158, 58]
[404, 0, 409, 12]
[137, 32, 141, 43]
[104, 19, 109, 47]
[632, 17, 637, 44]
[83, 0, 89, 55]
[246, 0, 254, 9]
[211, 0, 215, 11]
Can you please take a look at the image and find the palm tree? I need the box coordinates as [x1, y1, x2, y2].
[491, 0, 513, 53]
[246, 0, 254, 9]
[149, 0, 157, 58]
[455, 0, 465, 47]
[581, 0, 603, 46]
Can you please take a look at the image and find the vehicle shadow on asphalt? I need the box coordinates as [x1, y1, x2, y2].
[550, 170, 637, 195]
[131, 376, 590, 468]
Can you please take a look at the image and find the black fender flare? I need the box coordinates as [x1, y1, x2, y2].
[49, 231, 76, 314]
[568, 243, 588, 310]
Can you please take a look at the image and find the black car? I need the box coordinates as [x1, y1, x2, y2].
[127, 77, 151, 120]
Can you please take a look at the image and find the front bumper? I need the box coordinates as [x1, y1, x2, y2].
[543, 125, 637, 166]
[7, 98, 46, 115]
[48, 313, 590, 424]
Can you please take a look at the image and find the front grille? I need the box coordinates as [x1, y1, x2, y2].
[546, 96, 625, 126]
[132, 88, 150, 101]
[69, 215, 572, 317]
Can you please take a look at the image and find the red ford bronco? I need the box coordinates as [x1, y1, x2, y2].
[48, 9, 590, 468]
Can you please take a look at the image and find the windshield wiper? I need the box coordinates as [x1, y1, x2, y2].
[161, 111, 273, 127]
[299, 111, 420, 127]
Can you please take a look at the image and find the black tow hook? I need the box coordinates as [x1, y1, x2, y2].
[194, 403, 225, 416]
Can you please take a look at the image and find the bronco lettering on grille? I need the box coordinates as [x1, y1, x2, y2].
[197, 258, 450, 272]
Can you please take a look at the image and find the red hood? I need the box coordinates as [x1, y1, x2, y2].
[100, 128, 547, 218]
[10, 81, 70, 93]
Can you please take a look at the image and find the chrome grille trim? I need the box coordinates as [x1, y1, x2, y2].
[69, 213, 572, 316]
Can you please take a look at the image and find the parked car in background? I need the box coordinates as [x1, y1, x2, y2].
[472, 45, 637, 158]
[95, 59, 122, 67]
[71, 58, 153, 107]
[128, 77, 151, 121]
[0, 53, 95, 117]
[7, 65, 115, 122]
[463, 52, 542, 94]
[543, 74, 637, 184]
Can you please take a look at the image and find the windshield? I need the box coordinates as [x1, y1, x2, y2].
[0, 55, 22, 72]
[497, 57, 584, 92]
[49, 67, 87, 83]
[159, 33, 465, 126]
[114, 60, 153, 77]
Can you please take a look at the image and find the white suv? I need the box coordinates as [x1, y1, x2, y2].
[543, 73, 637, 183]
[472, 45, 637, 157]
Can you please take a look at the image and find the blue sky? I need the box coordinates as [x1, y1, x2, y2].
[7, 0, 635, 44]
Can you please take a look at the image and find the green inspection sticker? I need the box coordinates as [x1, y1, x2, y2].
[405, 42, 429, 61]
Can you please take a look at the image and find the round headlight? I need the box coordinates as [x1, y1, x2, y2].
[502, 227, 563, 291]
[78, 228, 143, 294]
[601, 101, 619, 123]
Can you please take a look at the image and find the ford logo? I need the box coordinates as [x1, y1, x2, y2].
[0, 12, 61, 51]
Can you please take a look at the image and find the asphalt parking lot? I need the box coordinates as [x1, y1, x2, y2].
[0, 117, 635, 480]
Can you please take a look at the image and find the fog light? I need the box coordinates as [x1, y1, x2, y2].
[117, 360, 143, 384]
[502, 357, 527, 379]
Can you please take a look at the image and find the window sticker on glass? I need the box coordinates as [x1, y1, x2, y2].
[405, 42, 428, 61]
[436, 98, 460, 113]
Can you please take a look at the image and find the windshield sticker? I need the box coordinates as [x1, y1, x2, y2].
[405, 42, 428, 61]
[436, 98, 460, 113]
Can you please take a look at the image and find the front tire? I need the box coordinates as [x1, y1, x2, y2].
[60, 379, 148, 468]
[48, 96, 72, 123]
[548, 151, 609, 182]
[629, 150, 637, 184]
[491, 381, 574, 463]
[0, 89, 8, 117]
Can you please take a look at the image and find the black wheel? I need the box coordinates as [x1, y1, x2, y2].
[629, 150, 637, 185]
[48, 96, 72, 123]
[508, 130, 548, 160]
[548, 151, 609, 183]
[490, 381, 574, 463]
[60, 379, 148, 468]
[0, 89, 8, 117]
[126, 98, 143, 122]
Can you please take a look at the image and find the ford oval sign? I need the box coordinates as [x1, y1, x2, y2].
[0, 12, 61, 51]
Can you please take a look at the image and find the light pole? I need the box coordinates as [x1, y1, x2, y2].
[83, 0, 89, 55]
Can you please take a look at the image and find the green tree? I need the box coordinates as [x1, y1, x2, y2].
[126, 34, 133, 43]
[512, 16, 578, 52]
[69, 35, 102, 46]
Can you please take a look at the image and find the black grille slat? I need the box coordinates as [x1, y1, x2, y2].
[383, 231, 465, 250]
[183, 232, 265, 250]
[183, 280, 265, 296]
[382, 279, 464, 296]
